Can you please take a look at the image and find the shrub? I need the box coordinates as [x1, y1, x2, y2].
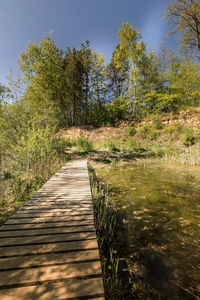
[148, 130, 159, 141]
[182, 129, 196, 146]
[152, 115, 163, 129]
[163, 124, 177, 134]
[12, 126, 66, 178]
[107, 141, 118, 151]
[125, 137, 136, 150]
[99, 140, 118, 152]
[9, 175, 42, 204]
[127, 126, 136, 136]
[137, 124, 149, 139]
[76, 137, 93, 152]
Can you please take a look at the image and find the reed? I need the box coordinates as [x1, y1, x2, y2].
[89, 165, 137, 299]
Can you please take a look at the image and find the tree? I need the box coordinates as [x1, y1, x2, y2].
[64, 47, 84, 125]
[90, 51, 108, 125]
[107, 44, 129, 99]
[80, 40, 92, 124]
[170, 58, 200, 106]
[117, 22, 151, 115]
[165, 0, 200, 61]
[18, 36, 66, 126]
[0, 83, 11, 104]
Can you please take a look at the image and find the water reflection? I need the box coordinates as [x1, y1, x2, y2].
[97, 162, 200, 299]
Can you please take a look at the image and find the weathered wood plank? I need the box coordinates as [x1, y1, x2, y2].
[0, 231, 96, 246]
[0, 261, 102, 287]
[0, 239, 98, 257]
[17, 208, 93, 213]
[0, 160, 104, 299]
[0, 250, 100, 270]
[0, 278, 104, 300]
[11, 210, 94, 218]
[0, 220, 94, 230]
[5, 215, 94, 224]
[0, 225, 95, 237]
[23, 203, 93, 209]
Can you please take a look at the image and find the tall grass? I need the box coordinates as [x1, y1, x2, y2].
[89, 166, 137, 299]
[0, 128, 68, 225]
[76, 137, 93, 152]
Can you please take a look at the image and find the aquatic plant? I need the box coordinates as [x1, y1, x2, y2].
[89, 166, 137, 298]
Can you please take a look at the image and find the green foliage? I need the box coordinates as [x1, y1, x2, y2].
[163, 124, 177, 134]
[11, 23, 200, 129]
[9, 175, 42, 205]
[127, 126, 136, 136]
[144, 91, 180, 113]
[76, 137, 93, 152]
[108, 97, 129, 125]
[89, 170, 136, 299]
[18, 36, 66, 126]
[152, 115, 163, 129]
[182, 129, 196, 146]
[13, 126, 66, 174]
[0, 93, 67, 224]
[148, 129, 159, 141]
[125, 137, 137, 150]
[106, 141, 118, 152]
[137, 124, 149, 138]
[165, 0, 200, 61]
[96, 140, 118, 152]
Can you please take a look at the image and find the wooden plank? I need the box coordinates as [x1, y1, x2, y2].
[10, 211, 94, 218]
[0, 225, 95, 237]
[17, 208, 93, 213]
[0, 249, 100, 270]
[23, 203, 93, 208]
[29, 197, 92, 201]
[0, 220, 94, 230]
[0, 261, 102, 286]
[24, 203, 92, 207]
[0, 278, 104, 300]
[0, 239, 98, 257]
[5, 215, 94, 224]
[0, 231, 96, 246]
[0, 160, 104, 299]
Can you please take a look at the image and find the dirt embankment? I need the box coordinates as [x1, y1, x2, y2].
[60, 109, 200, 142]
[60, 125, 128, 142]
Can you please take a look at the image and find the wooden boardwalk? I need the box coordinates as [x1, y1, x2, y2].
[0, 160, 105, 300]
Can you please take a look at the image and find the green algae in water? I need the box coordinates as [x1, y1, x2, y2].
[97, 162, 200, 299]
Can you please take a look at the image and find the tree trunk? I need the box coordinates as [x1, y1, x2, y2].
[85, 73, 89, 124]
[72, 92, 76, 126]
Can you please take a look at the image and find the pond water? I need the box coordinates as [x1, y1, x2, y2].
[97, 161, 200, 299]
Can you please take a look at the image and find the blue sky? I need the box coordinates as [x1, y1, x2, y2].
[0, 0, 175, 86]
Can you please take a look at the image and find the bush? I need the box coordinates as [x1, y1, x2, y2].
[76, 137, 93, 152]
[12, 126, 66, 176]
[137, 124, 149, 139]
[99, 140, 118, 152]
[182, 129, 196, 146]
[9, 175, 43, 204]
[127, 126, 136, 136]
[125, 137, 136, 150]
[152, 116, 163, 130]
[148, 130, 159, 141]
[163, 124, 177, 134]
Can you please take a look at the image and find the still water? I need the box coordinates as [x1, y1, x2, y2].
[97, 162, 200, 299]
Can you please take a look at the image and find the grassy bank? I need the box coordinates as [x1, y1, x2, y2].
[0, 157, 68, 226]
[0, 132, 69, 226]
[62, 109, 200, 166]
